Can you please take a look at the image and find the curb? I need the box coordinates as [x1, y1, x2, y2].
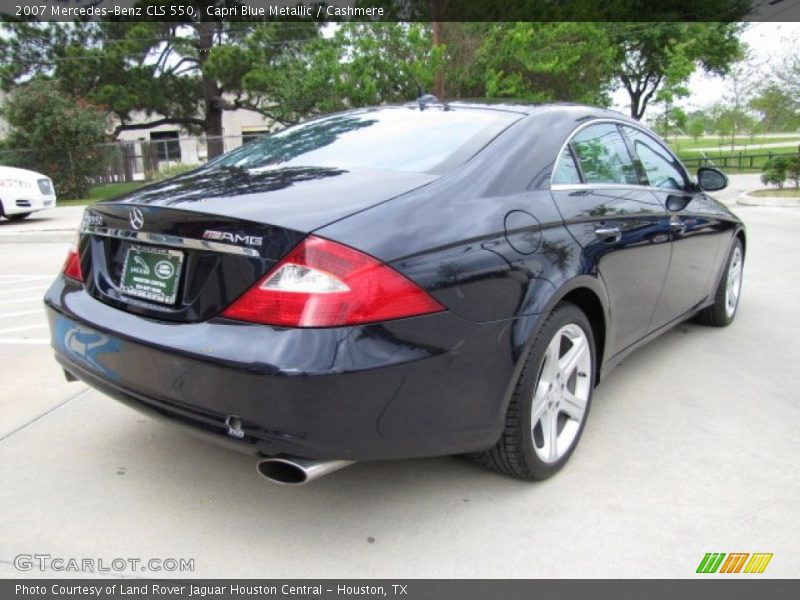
[738, 191, 800, 207]
[0, 230, 76, 244]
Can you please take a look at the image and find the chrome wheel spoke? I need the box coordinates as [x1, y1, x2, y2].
[561, 390, 586, 422]
[540, 407, 559, 462]
[559, 333, 587, 379]
[725, 247, 743, 318]
[530, 322, 592, 464]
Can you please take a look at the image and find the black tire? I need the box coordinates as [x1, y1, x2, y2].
[469, 301, 596, 480]
[694, 238, 744, 327]
[6, 212, 31, 221]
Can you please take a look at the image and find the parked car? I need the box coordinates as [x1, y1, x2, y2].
[0, 166, 56, 220]
[44, 102, 745, 484]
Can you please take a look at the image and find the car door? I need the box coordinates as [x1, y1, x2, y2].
[550, 122, 672, 357]
[621, 126, 724, 329]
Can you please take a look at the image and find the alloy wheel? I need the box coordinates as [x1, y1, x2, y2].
[530, 323, 592, 464]
[725, 246, 743, 319]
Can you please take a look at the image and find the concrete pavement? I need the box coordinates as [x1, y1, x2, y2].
[0, 205, 798, 578]
[0, 206, 85, 244]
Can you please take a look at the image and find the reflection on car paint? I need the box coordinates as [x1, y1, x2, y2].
[54, 316, 120, 380]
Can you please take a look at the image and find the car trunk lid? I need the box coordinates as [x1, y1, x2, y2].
[78, 166, 437, 323]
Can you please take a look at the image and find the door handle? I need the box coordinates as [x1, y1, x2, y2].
[670, 216, 687, 236]
[594, 224, 621, 243]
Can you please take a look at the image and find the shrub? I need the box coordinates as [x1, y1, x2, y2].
[786, 155, 800, 190]
[761, 156, 788, 189]
[1, 80, 108, 199]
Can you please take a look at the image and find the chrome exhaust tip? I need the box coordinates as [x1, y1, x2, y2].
[256, 456, 355, 485]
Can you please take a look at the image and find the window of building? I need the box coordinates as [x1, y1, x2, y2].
[150, 131, 181, 162]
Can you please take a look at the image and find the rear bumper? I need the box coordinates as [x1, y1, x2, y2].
[45, 276, 528, 460]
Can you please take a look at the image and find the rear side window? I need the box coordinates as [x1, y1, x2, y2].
[207, 108, 520, 175]
[552, 146, 582, 184]
[571, 124, 639, 185]
[623, 127, 688, 190]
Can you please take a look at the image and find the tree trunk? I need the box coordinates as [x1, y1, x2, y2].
[431, 1, 444, 99]
[432, 20, 444, 99]
[629, 93, 644, 120]
[197, 21, 225, 159]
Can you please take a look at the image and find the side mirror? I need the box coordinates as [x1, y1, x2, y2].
[697, 167, 728, 192]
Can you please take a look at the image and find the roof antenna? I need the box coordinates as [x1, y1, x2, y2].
[416, 86, 449, 111]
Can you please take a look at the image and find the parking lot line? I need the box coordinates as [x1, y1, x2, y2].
[0, 275, 54, 282]
[0, 338, 49, 345]
[0, 285, 49, 296]
[0, 388, 88, 444]
[0, 296, 44, 305]
[0, 309, 44, 319]
[0, 323, 47, 334]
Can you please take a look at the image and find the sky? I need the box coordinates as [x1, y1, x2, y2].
[611, 21, 800, 116]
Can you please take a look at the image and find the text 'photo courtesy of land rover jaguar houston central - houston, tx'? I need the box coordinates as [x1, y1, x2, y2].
[45, 102, 745, 485]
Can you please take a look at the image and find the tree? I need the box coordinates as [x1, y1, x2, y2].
[477, 23, 616, 105]
[749, 84, 799, 133]
[1, 79, 108, 198]
[611, 23, 744, 120]
[652, 103, 687, 142]
[1, 11, 323, 158]
[433, 23, 616, 105]
[687, 117, 706, 142]
[774, 35, 800, 99]
[761, 156, 788, 189]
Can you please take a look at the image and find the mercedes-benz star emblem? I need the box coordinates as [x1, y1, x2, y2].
[129, 207, 144, 230]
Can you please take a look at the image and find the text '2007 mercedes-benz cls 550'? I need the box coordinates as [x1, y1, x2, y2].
[45, 101, 745, 484]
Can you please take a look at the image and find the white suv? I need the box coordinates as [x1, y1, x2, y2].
[0, 166, 57, 220]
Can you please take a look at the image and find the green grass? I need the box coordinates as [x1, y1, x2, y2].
[58, 181, 146, 207]
[674, 145, 800, 173]
[668, 135, 800, 152]
[676, 145, 800, 159]
[749, 188, 800, 198]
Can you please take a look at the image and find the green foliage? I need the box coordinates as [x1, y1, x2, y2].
[1, 79, 108, 198]
[786, 155, 800, 190]
[612, 23, 743, 120]
[241, 23, 437, 117]
[652, 104, 687, 140]
[687, 117, 706, 141]
[748, 84, 800, 133]
[761, 156, 789, 189]
[477, 23, 615, 105]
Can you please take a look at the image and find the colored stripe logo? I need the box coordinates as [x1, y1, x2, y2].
[697, 553, 773, 574]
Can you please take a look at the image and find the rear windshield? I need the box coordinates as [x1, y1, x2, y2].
[208, 107, 520, 175]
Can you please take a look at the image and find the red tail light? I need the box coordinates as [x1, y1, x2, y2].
[62, 242, 83, 281]
[221, 235, 444, 327]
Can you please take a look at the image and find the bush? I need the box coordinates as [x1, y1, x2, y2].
[1, 80, 108, 199]
[787, 155, 800, 190]
[761, 156, 788, 189]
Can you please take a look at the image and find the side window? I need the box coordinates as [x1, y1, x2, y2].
[552, 145, 582, 184]
[570, 124, 640, 185]
[624, 127, 687, 190]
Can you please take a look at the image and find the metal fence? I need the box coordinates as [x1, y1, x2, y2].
[682, 151, 800, 172]
[0, 134, 267, 186]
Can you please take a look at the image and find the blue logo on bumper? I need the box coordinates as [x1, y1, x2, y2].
[54, 316, 121, 380]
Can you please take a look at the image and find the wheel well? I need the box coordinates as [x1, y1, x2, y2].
[561, 288, 605, 384]
[736, 230, 746, 256]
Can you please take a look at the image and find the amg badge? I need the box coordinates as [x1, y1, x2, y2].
[202, 230, 263, 247]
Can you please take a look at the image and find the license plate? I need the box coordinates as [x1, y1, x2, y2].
[120, 245, 184, 305]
